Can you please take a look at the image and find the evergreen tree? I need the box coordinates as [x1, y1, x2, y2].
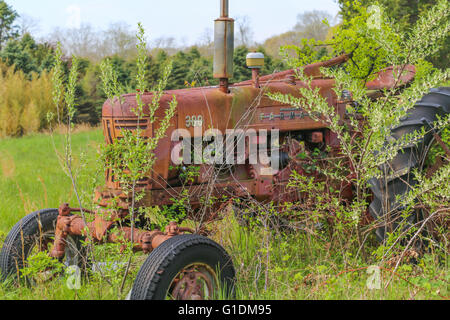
[0, 0, 18, 50]
[166, 51, 188, 89]
[232, 46, 281, 83]
[185, 47, 215, 87]
[232, 46, 252, 83]
[0, 33, 55, 76]
[166, 47, 215, 89]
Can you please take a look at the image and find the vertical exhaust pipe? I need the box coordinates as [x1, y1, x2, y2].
[214, 0, 234, 93]
[220, 0, 229, 17]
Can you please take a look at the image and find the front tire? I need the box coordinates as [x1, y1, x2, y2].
[130, 234, 236, 300]
[0, 209, 86, 282]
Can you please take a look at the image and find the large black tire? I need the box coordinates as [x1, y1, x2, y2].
[0, 209, 86, 282]
[130, 234, 236, 300]
[369, 87, 450, 242]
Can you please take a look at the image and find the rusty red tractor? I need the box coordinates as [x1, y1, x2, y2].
[1, 0, 449, 300]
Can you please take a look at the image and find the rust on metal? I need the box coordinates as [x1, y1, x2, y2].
[214, 0, 234, 93]
[221, 0, 229, 17]
[85, 54, 418, 256]
[432, 131, 450, 158]
[252, 68, 260, 88]
[170, 264, 216, 300]
[310, 131, 324, 144]
[47, 0, 420, 263]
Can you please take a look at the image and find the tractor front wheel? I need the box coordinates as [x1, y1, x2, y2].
[0, 209, 87, 282]
[130, 234, 235, 300]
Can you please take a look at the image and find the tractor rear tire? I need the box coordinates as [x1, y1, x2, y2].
[0, 209, 87, 282]
[369, 87, 450, 242]
[130, 234, 235, 300]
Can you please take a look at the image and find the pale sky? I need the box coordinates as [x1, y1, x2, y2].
[7, 0, 341, 45]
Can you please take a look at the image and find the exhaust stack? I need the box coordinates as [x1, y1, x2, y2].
[214, 0, 234, 93]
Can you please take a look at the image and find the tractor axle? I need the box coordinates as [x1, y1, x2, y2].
[49, 203, 193, 259]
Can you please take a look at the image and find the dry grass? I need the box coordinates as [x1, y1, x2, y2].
[0, 152, 16, 179]
[0, 62, 56, 138]
[42, 123, 101, 136]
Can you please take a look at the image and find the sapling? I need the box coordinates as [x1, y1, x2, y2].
[100, 23, 177, 296]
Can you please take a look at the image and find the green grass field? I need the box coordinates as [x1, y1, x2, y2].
[0, 129, 448, 300]
[0, 129, 104, 233]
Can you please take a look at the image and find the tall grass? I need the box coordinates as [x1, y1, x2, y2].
[210, 211, 449, 300]
[0, 62, 55, 137]
[0, 129, 448, 300]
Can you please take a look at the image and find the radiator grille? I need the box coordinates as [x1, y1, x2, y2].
[114, 119, 149, 131]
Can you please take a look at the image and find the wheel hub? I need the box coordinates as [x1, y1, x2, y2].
[170, 264, 216, 300]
